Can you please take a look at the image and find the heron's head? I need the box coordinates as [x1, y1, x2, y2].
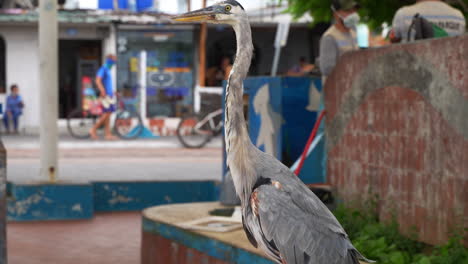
[172, 0, 246, 25]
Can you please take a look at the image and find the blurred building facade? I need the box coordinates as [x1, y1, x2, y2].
[0, 1, 327, 135]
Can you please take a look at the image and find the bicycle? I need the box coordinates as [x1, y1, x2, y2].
[176, 108, 223, 148]
[67, 92, 143, 140]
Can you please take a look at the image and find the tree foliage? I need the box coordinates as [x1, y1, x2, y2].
[281, 0, 468, 29]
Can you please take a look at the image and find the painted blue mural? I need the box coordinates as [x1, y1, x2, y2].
[222, 76, 325, 184]
[245, 77, 283, 160]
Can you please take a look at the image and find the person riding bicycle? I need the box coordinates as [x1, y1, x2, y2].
[89, 54, 118, 140]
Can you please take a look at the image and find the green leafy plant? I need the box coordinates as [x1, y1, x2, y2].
[422, 231, 468, 264]
[333, 205, 468, 264]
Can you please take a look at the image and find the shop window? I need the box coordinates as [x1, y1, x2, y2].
[0, 36, 5, 94]
[116, 29, 195, 118]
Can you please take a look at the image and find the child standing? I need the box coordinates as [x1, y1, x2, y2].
[3, 84, 24, 134]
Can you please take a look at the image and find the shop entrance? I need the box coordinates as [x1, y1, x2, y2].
[59, 40, 102, 118]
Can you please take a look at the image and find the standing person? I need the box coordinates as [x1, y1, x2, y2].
[89, 54, 118, 140]
[390, 0, 466, 43]
[318, 0, 360, 181]
[3, 84, 24, 134]
[319, 0, 360, 80]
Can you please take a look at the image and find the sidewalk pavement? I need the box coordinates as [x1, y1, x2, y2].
[2, 134, 223, 183]
[1, 134, 222, 150]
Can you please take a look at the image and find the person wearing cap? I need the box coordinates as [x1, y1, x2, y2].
[319, 0, 360, 80]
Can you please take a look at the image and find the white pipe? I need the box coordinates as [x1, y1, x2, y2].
[39, 0, 58, 183]
[271, 21, 290, 76]
[290, 133, 324, 172]
[139, 51, 147, 120]
[194, 86, 223, 114]
[198, 86, 223, 94]
[271, 47, 281, 77]
[194, 85, 201, 113]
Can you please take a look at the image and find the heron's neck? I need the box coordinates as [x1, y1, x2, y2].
[225, 18, 255, 201]
[225, 19, 253, 152]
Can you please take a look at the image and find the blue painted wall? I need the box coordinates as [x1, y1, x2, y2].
[222, 76, 325, 184]
[297, 138, 326, 184]
[7, 180, 219, 221]
[281, 77, 324, 184]
[281, 77, 321, 162]
[7, 183, 94, 221]
[94, 181, 218, 211]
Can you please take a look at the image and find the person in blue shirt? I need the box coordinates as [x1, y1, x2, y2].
[90, 54, 118, 140]
[3, 84, 24, 134]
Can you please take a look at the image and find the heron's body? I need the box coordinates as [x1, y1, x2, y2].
[174, 2, 373, 263]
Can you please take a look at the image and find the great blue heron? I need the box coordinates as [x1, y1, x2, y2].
[174, 1, 374, 263]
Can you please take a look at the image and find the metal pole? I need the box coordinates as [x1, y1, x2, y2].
[198, 0, 207, 87]
[139, 51, 147, 120]
[39, 0, 58, 183]
[271, 47, 281, 77]
[271, 22, 290, 77]
[195, 0, 208, 114]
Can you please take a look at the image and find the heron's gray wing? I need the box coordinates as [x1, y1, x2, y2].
[242, 215, 258, 248]
[255, 184, 359, 264]
[274, 165, 347, 235]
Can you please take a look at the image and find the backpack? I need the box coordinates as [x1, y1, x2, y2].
[408, 13, 449, 41]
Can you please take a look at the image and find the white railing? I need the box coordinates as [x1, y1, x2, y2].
[194, 85, 223, 113]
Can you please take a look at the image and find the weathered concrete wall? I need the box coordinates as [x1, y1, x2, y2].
[0, 25, 40, 134]
[325, 35, 468, 245]
[0, 141, 6, 264]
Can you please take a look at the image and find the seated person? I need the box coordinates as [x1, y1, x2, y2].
[3, 84, 24, 134]
[287, 57, 315, 76]
[390, 0, 465, 43]
[206, 56, 233, 86]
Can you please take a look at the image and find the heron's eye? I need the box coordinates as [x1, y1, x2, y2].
[225, 5, 232, 12]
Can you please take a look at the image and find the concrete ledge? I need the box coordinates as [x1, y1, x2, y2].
[94, 181, 218, 212]
[7, 180, 219, 221]
[7, 182, 93, 221]
[142, 202, 274, 264]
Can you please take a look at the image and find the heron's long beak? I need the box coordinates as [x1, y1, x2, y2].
[172, 7, 217, 22]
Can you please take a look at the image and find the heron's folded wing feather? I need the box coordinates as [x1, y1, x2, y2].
[256, 184, 352, 264]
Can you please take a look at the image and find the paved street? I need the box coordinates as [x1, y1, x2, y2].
[2, 134, 223, 183]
